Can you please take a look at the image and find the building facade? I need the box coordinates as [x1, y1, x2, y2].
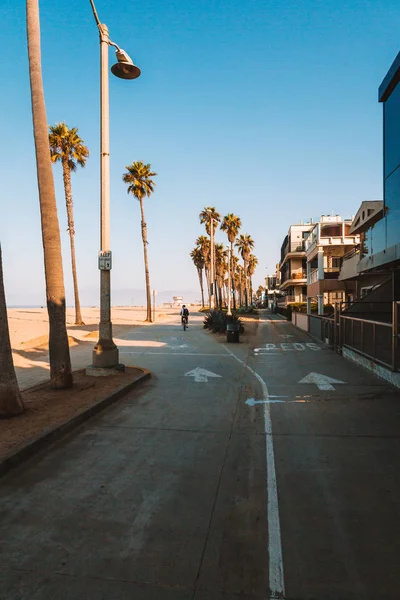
[279, 222, 314, 305]
[355, 52, 400, 300]
[305, 215, 359, 314]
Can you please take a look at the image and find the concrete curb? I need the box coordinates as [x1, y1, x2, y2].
[0, 368, 151, 479]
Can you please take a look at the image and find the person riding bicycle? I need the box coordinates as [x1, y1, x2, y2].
[180, 305, 189, 327]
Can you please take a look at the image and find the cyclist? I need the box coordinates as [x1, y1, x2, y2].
[180, 304, 189, 328]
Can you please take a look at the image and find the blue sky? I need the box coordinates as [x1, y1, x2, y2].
[1, 0, 399, 305]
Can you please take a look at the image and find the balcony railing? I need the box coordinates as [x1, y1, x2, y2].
[308, 269, 318, 284]
[281, 241, 305, 260]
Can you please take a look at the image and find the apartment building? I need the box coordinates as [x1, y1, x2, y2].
[279, 221, 314, 305]
[305, 215, 359, 314]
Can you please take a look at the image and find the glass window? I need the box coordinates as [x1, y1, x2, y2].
[384, 82, 400, 177]
[385, 166, 400, 249]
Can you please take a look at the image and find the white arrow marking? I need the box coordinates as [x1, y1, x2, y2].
[279, 334, 294, 338]
[298, 372, 345, 391]
[185, 367, 222, 382]
[246, 396, 288, 406]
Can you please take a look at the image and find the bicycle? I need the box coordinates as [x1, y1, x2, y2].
[182, 315, 188, 331]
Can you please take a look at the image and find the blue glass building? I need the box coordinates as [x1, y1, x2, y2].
[359, 52, 400, 297]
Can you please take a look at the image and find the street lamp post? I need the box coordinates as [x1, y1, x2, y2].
[88, 1, 141, 372]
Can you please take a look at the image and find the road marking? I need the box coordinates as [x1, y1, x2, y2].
[185, 367, 222, 382]
[254, 342, 321, 354]
[119, 351, 231, 356]
[298, 372, 345, 391]
[223, 345, 285, 598]
[279, 334, 294, 339]
[246, 396, 288, 406]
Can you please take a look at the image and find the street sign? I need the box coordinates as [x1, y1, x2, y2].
[98, 251, 112, 271]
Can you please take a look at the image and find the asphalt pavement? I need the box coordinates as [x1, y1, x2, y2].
[0, 310, 399, 600]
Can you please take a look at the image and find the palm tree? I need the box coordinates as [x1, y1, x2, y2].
[215, 243, 228, 309]
[196, 235, 211, 304]
[0, 246, 24, 417]
[247, 254, 258, 305]
[49, 123, 89, 325]
[236, 234, 255, 309]
[26, 0, 72, 388]
[199, 207, 221, 308]
[123, 161, 157, 322]
[190, 247, 205, 307]
[221, 213, 241, 311]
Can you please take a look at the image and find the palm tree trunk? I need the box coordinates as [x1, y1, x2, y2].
[230, 242, 236, 310]
[0, 246, 24, 417]
[197, 267, 205, 307]
[27, 0, 72, 389]
[139, 198, 152, 321]
[205, 266, 210, 307]
[62, 159, 84, 325]
[244, 259, 248, 309]
[250, 277, 253, 306]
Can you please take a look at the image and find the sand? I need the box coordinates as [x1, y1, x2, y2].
[7, 306, 185, 390]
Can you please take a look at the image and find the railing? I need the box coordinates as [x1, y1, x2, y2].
[309, 314, 335, 346]
[340, 301, 399, 371]
[281, 272, 307, 284]
[290, 302, 399, 372]
[343, 246, 360, 261]
[308, 269, 318, 284]
[281, 241, 305, 259]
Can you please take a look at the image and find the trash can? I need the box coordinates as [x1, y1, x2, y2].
[226, 322, 240, 343]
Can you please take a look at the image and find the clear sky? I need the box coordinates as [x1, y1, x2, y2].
[1, 0, 399, 306]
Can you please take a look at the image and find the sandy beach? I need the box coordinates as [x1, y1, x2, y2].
[7, 306, 189, 390]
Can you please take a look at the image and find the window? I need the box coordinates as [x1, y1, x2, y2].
[331, 257, 342, 268]
[331, 291, 343, 300]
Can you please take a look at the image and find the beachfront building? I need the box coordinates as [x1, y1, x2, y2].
[278, 221, 314, 307]
[305, 215, 359, 314]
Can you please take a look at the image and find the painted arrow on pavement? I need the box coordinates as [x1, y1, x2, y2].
[298, 372, 345, 391]
[185, 367, 222, 382]
[246, 396, 288, 406]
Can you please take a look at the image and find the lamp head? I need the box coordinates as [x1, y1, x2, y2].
[111, 48, 141, 80]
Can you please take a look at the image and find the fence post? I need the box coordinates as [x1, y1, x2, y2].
[360, 320, 364, 353]
[373, 322, 376, 360]
[392, 301, 398, 372]
[334, 303, 338, 351]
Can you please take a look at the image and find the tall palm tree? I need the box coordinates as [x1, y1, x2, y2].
[236, 234, 255, 309]
[49, 123, 89, 325]
[247, 254, 258, 305]
[196, 235, 211, 304]
[190, 247, 205, 307]
[215, 243, 228, 309]
[0, 246, 24, 417]
[123, 161, 157, 322]
[26, 0, 72, 388]
[199, 207, 220, 308]
[221, 213, 241, 311]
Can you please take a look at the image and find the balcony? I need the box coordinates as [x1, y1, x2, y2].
[306, 235, 359, 256]
[277, 293, 307, 306]
[307, 267, 340, 285]
[280, 271, 307, 290]
[280, 241, 306, 266]
[338, 247, 361, 281]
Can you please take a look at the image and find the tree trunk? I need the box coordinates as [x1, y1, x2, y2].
[26, 0, 72, 389]
[0, 246, 24, 417]
[230, 241, 236, 311]
[62, 159, 84, 325]
[139, 198, 152, 321]
[244, 259, 248, 310]
[250, 277, 253, 306]
[197, 267, 205, 308]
